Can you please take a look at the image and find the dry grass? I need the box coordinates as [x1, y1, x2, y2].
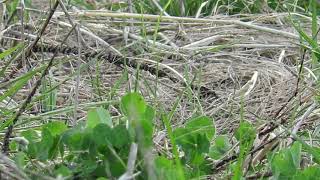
[0, 2, 318, 152]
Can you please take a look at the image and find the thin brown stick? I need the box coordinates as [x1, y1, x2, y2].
[246, 171, 272, 179]
[1, 24, 76, 154]
[1, 0, 59, 83]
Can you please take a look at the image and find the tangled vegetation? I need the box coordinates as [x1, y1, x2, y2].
[0, 0, 320, 179]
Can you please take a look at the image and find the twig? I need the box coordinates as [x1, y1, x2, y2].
[0, 153, 29, 180]
[1, 24, 76, 154]
[119, 143, 138, 180]
[182, 35, 230, 48]
[151, 0, 170, 17]
[55, 20, 123, 56]
[56, 0, 86, 126]
[1, 0, 60, 83]
[213, 131, 282, 171]
[104, 25, 172, 50]
[291, 102, 317, 138]
[73, 24, 82, 126]
[68, 11, 299, 40]
[57, 0, 87, 48]
[158, 32, 178, 49]
[246, 171, 272, 179]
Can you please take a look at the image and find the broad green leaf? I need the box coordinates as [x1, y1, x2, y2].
[108, 158, 126, 177]
[111, 125, 131, 148]
[37, 128, 54, 161]
[271, 150, 297, 178]
[48, 136, 61, 160]
[173, 116, 214, 165]
[120, 93, 154, 148]
[209, 135, 231, 159]
[93, 124, 113, 147]
[62, 128, 85, 151]
[173, 116, 215, 141]
[120, 92, 147, 122]
[35, 122, 67, 160]
[81, 128, 98, 158]
[143, 105, 155, 122]
[87, 107, 112, 128]
[21, 129, 40, 143]
[42, 121, 67, 136]
[54, 165, 72, 177]
[155, 156, 181, 180]
[138, 105, 155, 148]
[77, 159, 98, 176]
[270, 142, 302, 179]
[21, 130, 40, 157]
[185, 135, 209, 165]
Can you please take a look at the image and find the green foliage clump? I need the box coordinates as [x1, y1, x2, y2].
[6, 94, 320, 179]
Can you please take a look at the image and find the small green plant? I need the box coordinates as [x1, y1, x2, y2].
[8, 92, 320, 179]
[269, 142, 302, 179]
[10, 92, 218, 179]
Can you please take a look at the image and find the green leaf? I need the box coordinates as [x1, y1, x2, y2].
[96, 177, 108, 180]
[0, 71, 36, 104]
[155, 156, 181, 180]
[173, 116, 215, 142]
[42, 121, 67, 137]
[9, 141, 18, 151]
[93, 124, 113, 147]
[87, 107, 112, 128]
[28, 122, 67, 161]
[5, 0, 19, 16]
[120, 93, 155, 148]
[14, 152, 26, 169]
[294, 165, 320, 180]
[300, 141, 320, 164]
[270, 142, 302, 179]
[37, 128, 54, 161]
[54, 165, 72, 177]
[143, 105, 155, 122]
[111, 125, 131, 148]
[233, 121, 256, 180]
[290, 142, 302, 169]
[0, 43, 22, 60]
[173, 116, 214, 165]
[120, 92, 147, 123]
[292, 21, 320, 60]
[21, 130, 40, 157]
[77, 159, 98, 177]
[62, 128, 85, 151]
[235, 121, 256, 151]
[209, 135, 231, 159]
[137, 105, 155, 148]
